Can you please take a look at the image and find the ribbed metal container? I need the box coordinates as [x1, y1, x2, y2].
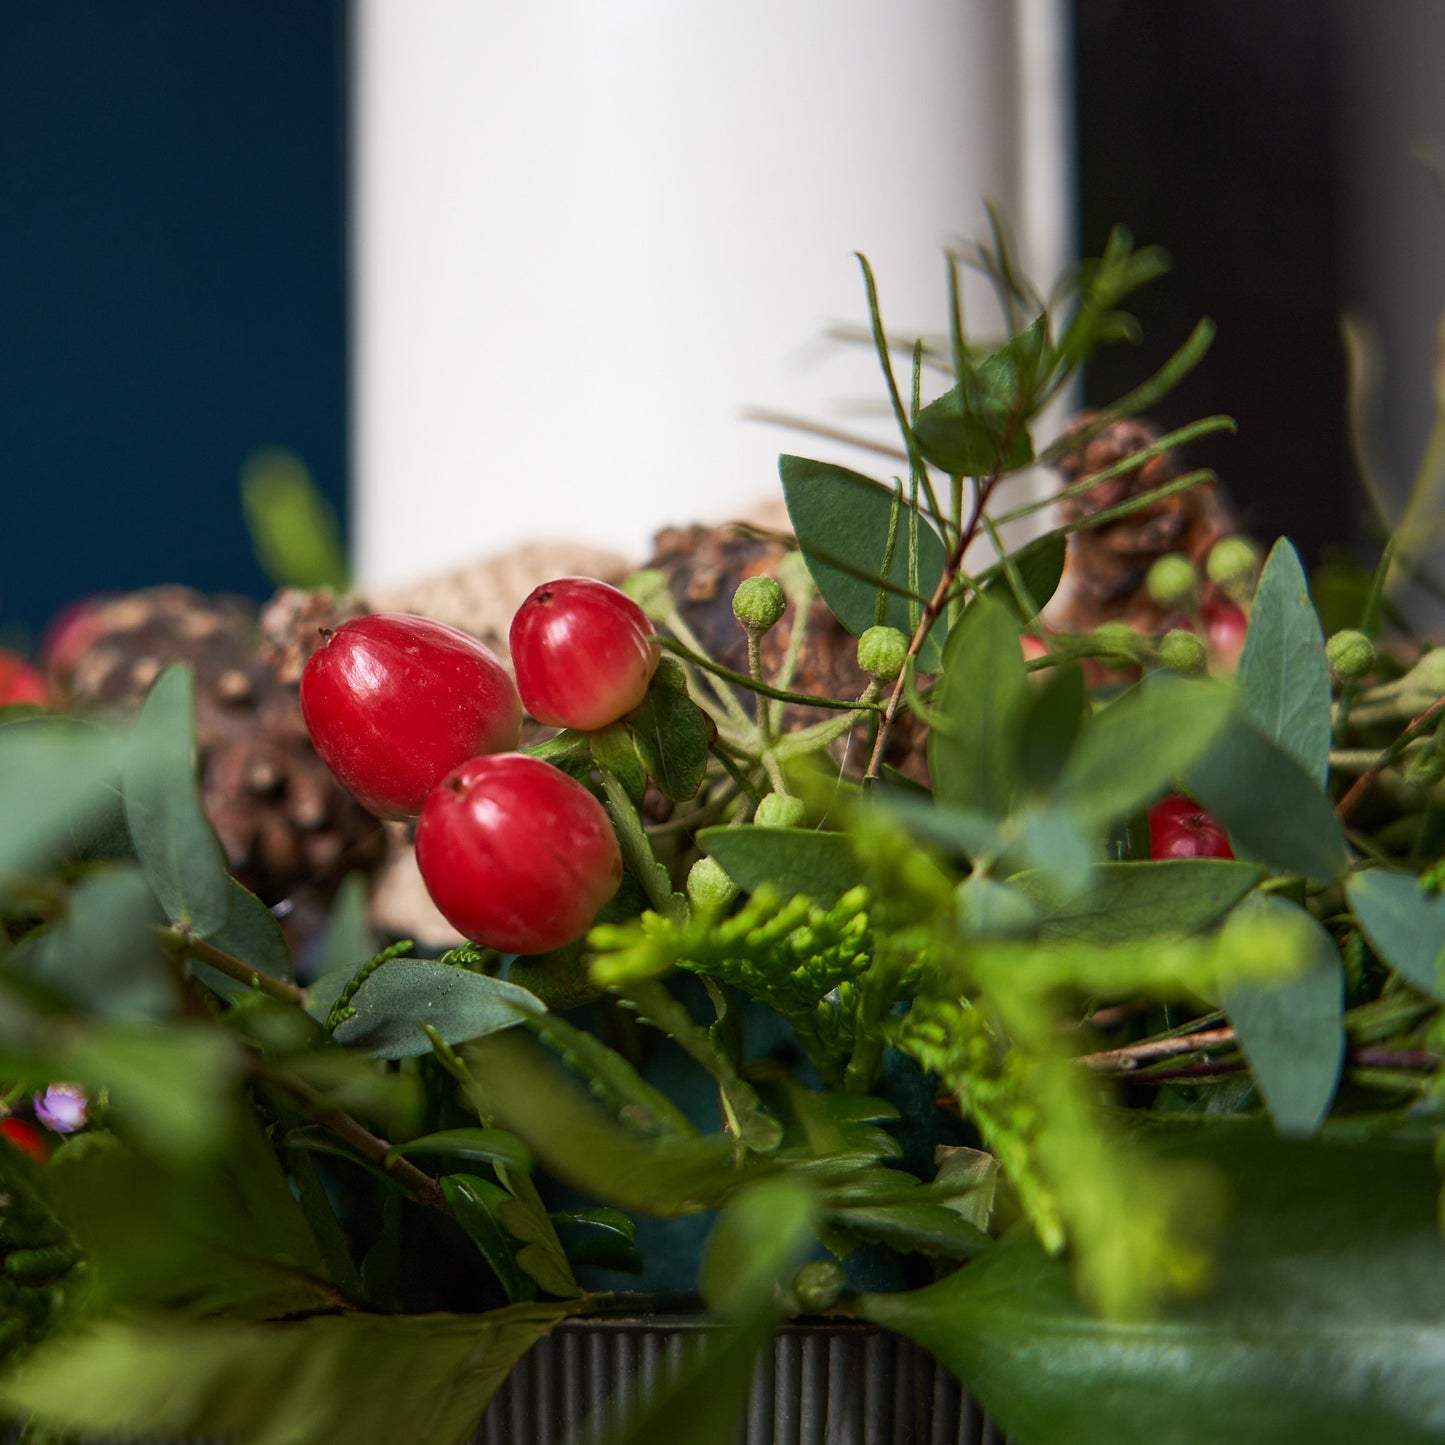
[474, 1318, 1007, 1445]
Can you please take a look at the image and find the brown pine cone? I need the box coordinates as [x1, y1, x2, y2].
[1049, 412, 1238, 634]
[47, 585, 386, 922]
[644, 522, 927, 781]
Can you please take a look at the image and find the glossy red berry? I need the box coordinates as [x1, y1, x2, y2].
[1148, 794, 1235, 860]
[300, 613, 522, 819]
[415, 753, 622, 954]
[509, 577, 660, 731]
[0, 1117, 49, 1165]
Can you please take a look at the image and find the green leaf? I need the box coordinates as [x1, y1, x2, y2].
[332, 961, 545, 1060]
[441, 1174, 536, 1304]
[316, 871, 376, 978]
[912, 324, 1040, 476]
[827, 1200, 991, 1259]
[625, 656, 711, 802]
[240, 447, 351, 591]
[927, 595, 1028, 816]
[1054, 677, 1234, 829]
[122, 665, 231, 934]
[1222, 895, 1344, 1137]
[1018, 663, 1087, 793]
[549, 1206, 636, 1241]
[1185, 713, 1349, 880]
[387, 1127, 534, 1173]
[978, 531, 1069, 622]
[591, 721, 648, 804]
[17, 864, 172, 1019]
[875, 793, 1006, 860]
[0, 1304, 570, 1445]
[780, 454, 948, 668]
[1011, 859, 1262, 944]
[494, 1171, 581, 1299]
[196, 876, 294, 990]
[699, 1175, 817, 1320]
[460, 1030, 743, 1217]
[696, 825, 860, 907]
[1345, 870, 1445, 996]
[1237, 539, 1332, 789]
[860, 1133, 1445, 1445]
[0, 715, 129, 880]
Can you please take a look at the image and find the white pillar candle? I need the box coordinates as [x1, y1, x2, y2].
[351, 0, 1074, 588]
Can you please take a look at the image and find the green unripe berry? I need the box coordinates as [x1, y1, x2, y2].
[856, 624, 909, 682]
[732, 575, 788, 635]
[791, 1259, 846, 1313]
[687, 856, 739, 910]
[1145, 552, 1198, 609]
[754, 792, 807, 828]
[1205, 536, 1262, 599]
[1326, 628, 1374, 682]
[622, 569, 673, 622]
[1157, 627, 1207, 676]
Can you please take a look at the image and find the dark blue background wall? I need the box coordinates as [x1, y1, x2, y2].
[0, 3, 349, 645]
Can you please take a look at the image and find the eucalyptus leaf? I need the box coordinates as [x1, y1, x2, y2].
[199, 876, 294, 986]
[1185, 713, 1349, 881]
[928, 595, 1028, 816]
[780, 454, 948, 668]
[697, 825, 860, 906]
[331, 961, 545, 1060]
[316, 871, 376, 979]
[1345, 870, 1445, 996]
[123, 665, 231, 934]
[0, 1303, 571, 1445]
[17, 864, 172, 1019]
[1054, 677, 1234, 829]
[1223, 895, 1345, 1138]
[1018, 662, 1086, 792]
[1237, 539, 1332, 789]
[860, 1133, 1445, 1445]
[0, 715, 130, 880]
[976, 530, 1068, 622]
[1011, 860, 1261, 945]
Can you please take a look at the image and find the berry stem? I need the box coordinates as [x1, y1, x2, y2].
[597, 768, 685, 922]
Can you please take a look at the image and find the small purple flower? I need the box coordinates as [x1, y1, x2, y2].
[33, 1083, 88, 1135]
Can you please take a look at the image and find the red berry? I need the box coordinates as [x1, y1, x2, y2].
[1, 1117, 49, 1165]
[415, 753, 622, 954]
[300, 613, 522, 819]
[1202, 598, 1248, 673]
[1148, 794, 1235, 860]
[509, 578, 660, 731]
[0, 649, 47, 707]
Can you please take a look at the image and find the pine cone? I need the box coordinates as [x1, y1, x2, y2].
[1049, 412, 1238, 633]
[644, 523, 927, 781]
[48, 585, 386, 924]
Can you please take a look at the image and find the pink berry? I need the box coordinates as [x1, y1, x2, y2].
[415, 753, 622, 954]
[509, 578, 660, 731]
[300, 613, 522, 819]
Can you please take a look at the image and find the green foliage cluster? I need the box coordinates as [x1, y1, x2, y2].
[2, 217, 1445, 1445]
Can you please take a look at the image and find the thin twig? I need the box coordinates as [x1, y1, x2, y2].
[1335, 694, 1445, 823]
[1078, 1026, 1236, 1072]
